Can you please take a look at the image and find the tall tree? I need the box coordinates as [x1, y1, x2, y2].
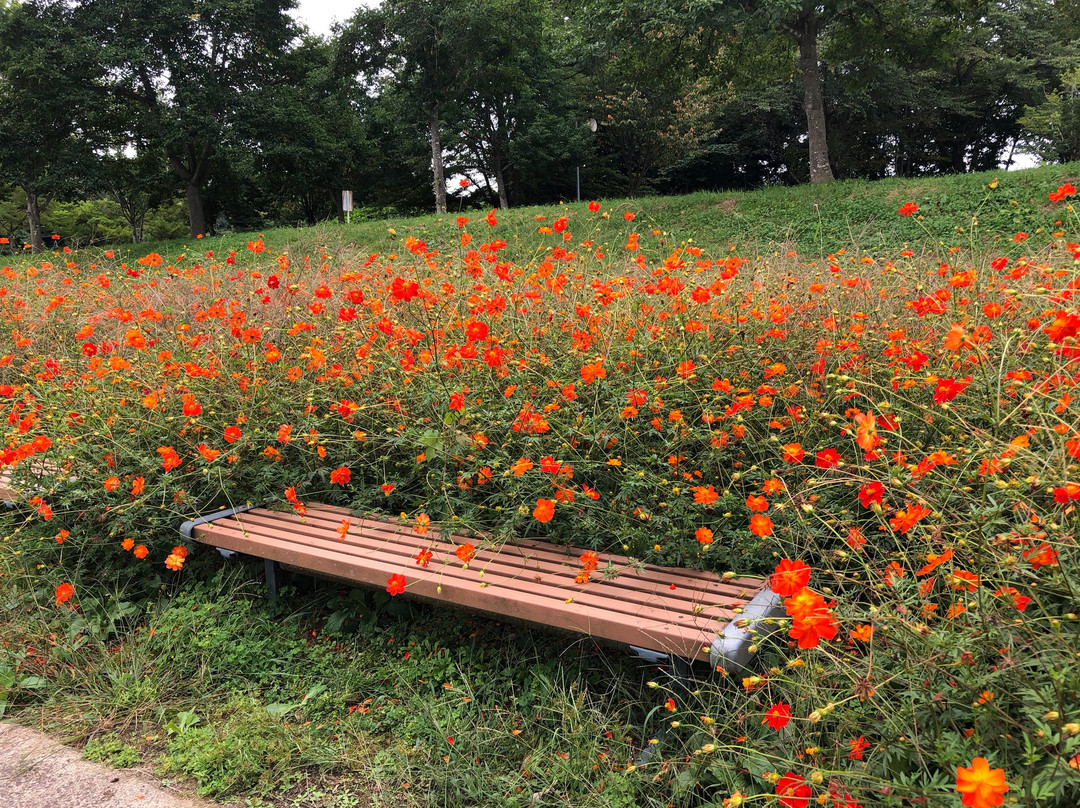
[82, 0, 300, 237]
[343, 0, 472, 214]
[0, 1, 100, 251]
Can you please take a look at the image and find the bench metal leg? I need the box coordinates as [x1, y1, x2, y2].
[265, 558, 279, 601]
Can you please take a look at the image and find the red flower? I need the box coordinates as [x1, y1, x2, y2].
[415, 548, 433, 566]
[1053, 482, 1080, 504]
[848, 736, 870, 760]
[933, 376, 971, 405]
[898, 201, 918, 216]
[775, 772, 812, 808]
[224, 426, 242, 443]
[814, 448, 840, 468]
[770, 559, 811, 596]
[330, 466, 351, 485]
[55, 582, 74, 605]
[588, 200, 601, 212]
[103, 476, 120, 491]
[386, 574, 406, 596]
[695, 527, 713, 545]
[486, 209, 498, 226]
[858, 482, 884, 508]
[763, 702, 791, 730]
[455, 543, 476, 563]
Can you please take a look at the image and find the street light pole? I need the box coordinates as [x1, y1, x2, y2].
[576, 166, 580, 203]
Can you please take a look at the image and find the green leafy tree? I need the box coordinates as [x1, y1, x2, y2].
[82, 0, 300, 237]
[0, 1, 101, 251]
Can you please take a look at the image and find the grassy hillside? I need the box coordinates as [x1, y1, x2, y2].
[53, 160, 1080, 266]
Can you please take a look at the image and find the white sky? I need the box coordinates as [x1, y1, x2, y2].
[291, 0, 375, 37]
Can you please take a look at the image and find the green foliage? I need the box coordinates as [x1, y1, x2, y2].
[82, 734, 143, 768]
[2, 162, 1080, 808]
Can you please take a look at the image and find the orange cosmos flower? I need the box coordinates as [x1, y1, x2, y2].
[745, 494, 768, 512]
[455, 543, 476, 563]
[414, 548, 433, 566]
[692, 485, 719, 505]
[956, 757, 1008, 808]
[55, 582, 74, 605]
[890, 503, 931, 534]
[381, 483, 396, 496]
[770, 559, 811, 596]
[580, 362, 606, 383]
[511, 457, 533, 476]
[781, 443, 804, 463]
[330, 466, 351, 485]
[103, 476, 120, 491]
[695, 527, 713, 545]
[122, 538, 135, 551]
[849, 624, 874, 642]
[762, 478, 784, 495]
[133, 544, 148, 559]
[165, 553, 185, 571]
[916, 549, 954, 576]
[157, 446, 181, 471]
[853, 411, 878, 451]
[413, 513, 430, 534]
[533, 498, 555, 523]
[131, 476, 145, 496]
[749, 514, 774, 537]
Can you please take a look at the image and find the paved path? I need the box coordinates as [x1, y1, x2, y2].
[0, 723, 219, 808]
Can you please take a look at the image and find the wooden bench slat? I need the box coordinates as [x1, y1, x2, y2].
[199, 516, 732, 634]
[299, 503, 763, 592]
[265, 503, 764, 603]
[231, 508, 755, 612]
[194, 518, 722, 659]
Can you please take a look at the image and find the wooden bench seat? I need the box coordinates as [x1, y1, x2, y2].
[185, 502, 781, 668]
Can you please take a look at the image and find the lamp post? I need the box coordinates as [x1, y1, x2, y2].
[577, 118, 597, 202]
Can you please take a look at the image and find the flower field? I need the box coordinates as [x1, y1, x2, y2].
[2, 178, 1079, 807]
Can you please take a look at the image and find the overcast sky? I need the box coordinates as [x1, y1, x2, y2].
[291, 0, 373, 36]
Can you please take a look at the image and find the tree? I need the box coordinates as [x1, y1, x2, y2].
[0, 1, 100, 251]
[82, 0, 300, 237]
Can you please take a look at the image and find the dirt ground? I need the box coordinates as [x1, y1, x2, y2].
[0, 723, 220, 808]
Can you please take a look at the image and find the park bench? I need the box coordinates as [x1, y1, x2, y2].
[182, 502, 783, 674]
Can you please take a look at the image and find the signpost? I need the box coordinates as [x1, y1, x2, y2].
[342, 190, 353, 224]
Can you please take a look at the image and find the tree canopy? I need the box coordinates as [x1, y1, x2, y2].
[1, 0, 1078, 246]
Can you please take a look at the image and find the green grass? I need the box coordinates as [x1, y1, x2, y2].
[57, 160, 1080, 266]
[1, 554, 667, 807]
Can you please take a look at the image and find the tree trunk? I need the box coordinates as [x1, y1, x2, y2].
[490, 136, 509, 210]
[794, 7, 834, 184]
[429, 101, 447, 214]
[185, 182, 206, 238]
[24, 187, 44, 253]
[166, 141, 213, 237]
